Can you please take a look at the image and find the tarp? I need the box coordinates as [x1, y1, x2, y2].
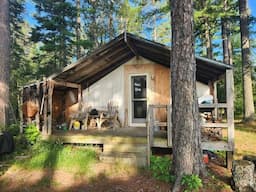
[0, 132, 14, 154]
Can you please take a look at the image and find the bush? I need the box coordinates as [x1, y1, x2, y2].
[24, 123, 41, 144]
[150, 155, 174, 182]
[8, 123, 20, 136]
[181, 174, 202, 192]
[15, 134, 29, 151]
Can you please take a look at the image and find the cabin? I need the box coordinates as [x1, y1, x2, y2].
[20, 32, 234, 168]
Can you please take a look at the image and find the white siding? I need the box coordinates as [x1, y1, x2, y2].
[83, 66, 125, 124]
[196, 82, 210, 98]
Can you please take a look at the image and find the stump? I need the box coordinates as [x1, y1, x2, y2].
[232, 160, 255, 192]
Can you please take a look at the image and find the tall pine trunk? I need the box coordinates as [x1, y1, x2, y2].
[0, 0, 10, 129]
[171, 0, 202, 191]
[222, 0, 233, 65]
[76, 0, 81, 59]
[239, 0, 255, 122]
[205, 20, 213, 59]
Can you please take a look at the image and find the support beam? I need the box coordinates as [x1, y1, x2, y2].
[167, 104, 172, 146]
[226, 151, 233, 169]
[35, 81, 40, 131]
[18, 88, 23, 134]
[42, 79, 48, 135]
[51, 80, 80, 89]
[226, 69, 235, 169]
[47, 80, 54, 135]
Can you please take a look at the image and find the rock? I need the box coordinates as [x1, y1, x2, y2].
[243, 155, 256, 167]
[232, 160, 255, 192]
[253, 173, 256, 192]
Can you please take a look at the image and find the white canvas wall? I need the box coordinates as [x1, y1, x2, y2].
[196, 81, 210, 98]
[83, 66, 125, 124]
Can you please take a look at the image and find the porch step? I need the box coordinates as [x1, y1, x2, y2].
[103, 143, 147, 154]
[99, 152, 147, 167]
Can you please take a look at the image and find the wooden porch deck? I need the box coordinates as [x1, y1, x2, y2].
[42, 127, 165, 167]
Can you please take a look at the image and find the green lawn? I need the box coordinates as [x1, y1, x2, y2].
[234, 123, 256, 159]
[0, 123, 256, 192]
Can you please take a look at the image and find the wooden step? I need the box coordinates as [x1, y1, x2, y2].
[104, 143, 147, 154]
[99, 152, 147, 167]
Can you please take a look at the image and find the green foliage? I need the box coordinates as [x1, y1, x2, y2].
[24, 124, 41, 145]
[7, 123, 20, 136]
[150, 155, 174, 182]
[16, 141, 97, 174]
[14, 134, 29, 151]
[181, 174, 203, 192]
[32, 0, 77, 74]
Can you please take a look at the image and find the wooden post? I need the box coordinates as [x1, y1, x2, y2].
[213, 81, 218, 119]
[35, 81, 40, 131]
[18, 88, 24, 134]
[42, 79, 47, 135]
[78, 84, 82, 109]
[167, 104, 172, 146]
[47, 80, 54, 135]
[147, 105, 154, 167]
[226, 69, 234, 169]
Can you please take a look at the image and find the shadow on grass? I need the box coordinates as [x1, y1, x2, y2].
[0, 168, 171, 192]
[235, 122, 256, 133]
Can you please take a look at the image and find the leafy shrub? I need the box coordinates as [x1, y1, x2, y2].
[15, 134, 29, 151]
[24, 123, 41, 144]
[8, 123, 20, 136]
[150, 155, 174, 182]
[181, 174, 202, 192]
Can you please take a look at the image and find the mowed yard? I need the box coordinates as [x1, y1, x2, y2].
[0, 123, 255, 192]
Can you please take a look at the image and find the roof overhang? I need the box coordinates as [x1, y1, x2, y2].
[49, 32, 232, 87]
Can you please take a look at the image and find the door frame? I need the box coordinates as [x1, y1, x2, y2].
[128, 73, 149, 127]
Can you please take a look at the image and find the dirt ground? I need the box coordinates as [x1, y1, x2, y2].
[0, 161, 233, 192]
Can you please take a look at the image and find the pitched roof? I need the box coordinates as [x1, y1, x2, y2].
[50, 32, 232, 87]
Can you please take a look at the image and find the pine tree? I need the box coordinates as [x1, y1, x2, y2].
[31, 0, 76, 74]
[9, 0, 28, 120]
[0, 0, 10, 128]
[171, 0, 202, 191]
[239, 0, 255, 122]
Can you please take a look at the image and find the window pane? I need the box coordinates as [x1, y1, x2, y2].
[133, 76, 146, 99]
[133, 101, 147, 118]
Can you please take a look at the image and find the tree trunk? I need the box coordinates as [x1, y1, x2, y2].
[222, 0, 233, 65]
[0, 0, 10, 130]
[76, 0, 81, 59]
[239, 0, 255, 122]
[171, 0, 202, 191]
[205, 20, 213, 59]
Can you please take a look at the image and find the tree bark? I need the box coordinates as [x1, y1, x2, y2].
[0, 0, 10, 129]
[205, 20, 213, 59]
[76, 0, 81, 59]
[222, 0, 233, 65]
[170, 0, 202, 191]
[239, 0, 255, 122]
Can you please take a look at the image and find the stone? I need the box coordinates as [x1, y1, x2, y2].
[243, 155, 256, 167]
[232, 160, 255, 192]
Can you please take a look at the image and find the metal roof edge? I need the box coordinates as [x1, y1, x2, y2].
[195, 56, 233, 69]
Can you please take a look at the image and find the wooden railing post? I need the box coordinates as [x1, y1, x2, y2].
[167, 104, 172, 146]
[147, 105, 152, 167]
[226, 69, 234, 169]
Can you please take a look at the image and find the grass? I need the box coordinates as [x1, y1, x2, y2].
[234, 122, 256, 159]
[15, 141, 97, 175]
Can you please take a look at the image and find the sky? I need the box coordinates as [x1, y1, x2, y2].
[24, 0, 256, 27]
[249, 0, 256, 17]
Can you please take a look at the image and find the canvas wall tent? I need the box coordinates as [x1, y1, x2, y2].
[21, 32, 234, 168]
[21, 32, 233, 132]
